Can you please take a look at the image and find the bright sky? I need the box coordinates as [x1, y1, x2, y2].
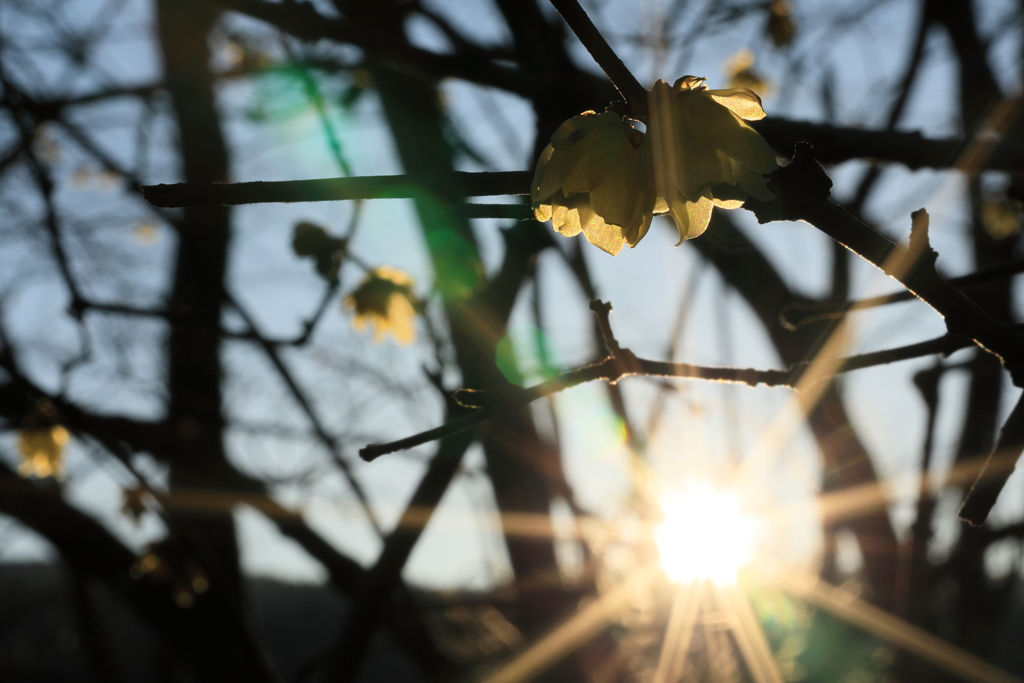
[2, 0, 1024, 592]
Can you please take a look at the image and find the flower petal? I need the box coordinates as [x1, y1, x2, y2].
[685, 94, 778, 174]
[550, 112, 598, 150]
[626, 209, 654, 247]
[558, 134, 593, 198]
[668, 99, 730, 197]
[530, 144, 555, 205]
[685, 194, 715, 239]
[667, 196, 691, 245]
[552, 200, 583, 237]
[707, 88, 767, 120]
[580, 211, 627, 255]
[733, 162, 776, 201]
[586, 122, 645, 230]
[712, 197, 745, 209]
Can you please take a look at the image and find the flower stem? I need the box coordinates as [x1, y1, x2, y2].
[548, 0, 648, 121]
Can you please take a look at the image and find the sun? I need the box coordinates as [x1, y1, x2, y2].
[655, 484, 758, 585]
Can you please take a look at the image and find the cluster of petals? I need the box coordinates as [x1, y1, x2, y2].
[17, 425, 69, 479]
[344, 266, 418, 346]
[531, 77, 778, 255]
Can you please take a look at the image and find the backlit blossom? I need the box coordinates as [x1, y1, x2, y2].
[531, 111, 653, 255]
[642, 76, 778, 242]
[531, 77, 778, 253]
[17, 425, 70, 478]
[343, 266, 417, 345]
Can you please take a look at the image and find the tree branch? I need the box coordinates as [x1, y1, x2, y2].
[225, 292, 382, 536]
[361, 304, 971, 462]
[959, 390, 1024, 526]
[780, 259, 1024, 330]
[747, 143, 1024, 387]
[141, 118, 1024, 211]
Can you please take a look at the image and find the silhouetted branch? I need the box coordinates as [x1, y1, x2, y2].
[0, 460, 280, 683]
[362, 356, 792, 462]
[846, 2, 931, 216]
[547, 0, 648, 120]
[142, 121, 1024, 211]
[361, 306, 970, 461]
[2, 76, 87, 313]
[143, 170, 531, 207]
[747, 143, 1024, 387]
[216, 0, 539, 95]
[751, 118, 1024, 170]
[781, 259, 1024, 330]
[325, 431, 476, 681]
[959, 391, 1024, 526]
[225, 292, 382, 535]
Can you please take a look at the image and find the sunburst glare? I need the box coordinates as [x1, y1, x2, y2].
[655, 484, 758, 585]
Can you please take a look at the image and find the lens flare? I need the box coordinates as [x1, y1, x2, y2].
[655, 485, 757, 585]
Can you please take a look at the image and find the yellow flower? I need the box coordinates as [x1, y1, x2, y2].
[642, 76, 778, 242]
[531, 78, 778, 253]
[343, 267, 417, 345]
[531, 111, 653, 255]
[981, 196, 1021, 240]
[723, 49, 772, 98]
[17, 425, 70, 479]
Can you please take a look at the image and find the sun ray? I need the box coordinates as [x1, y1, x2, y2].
[761, 450, 1021, 531]
[713, 581, 784, 683]
[477, 564, 661, 683]
[731, 317, 854, 492]
[768, 565, 1024, 683]
[704, 602, 737, 683]
[653, 580, 705, 683]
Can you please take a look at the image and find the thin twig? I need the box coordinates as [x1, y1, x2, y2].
[781, 259, 1024, 330]
[143, 170, 531, 207]
[225, 292, 382, 536]
[283, 40, 352, 176]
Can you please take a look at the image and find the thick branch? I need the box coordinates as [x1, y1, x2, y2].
[747, 143, 1024, 386]
[751, 118, 1024, 170]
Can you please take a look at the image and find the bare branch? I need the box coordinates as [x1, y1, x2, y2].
[225, 293, 383, 536]
[361, 305, 970, 462]
[781, 259, 1024, 330]
[959, 391, 1024, 526]
[143, 170, 531, 207]
[746, 143, 1024, 387]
